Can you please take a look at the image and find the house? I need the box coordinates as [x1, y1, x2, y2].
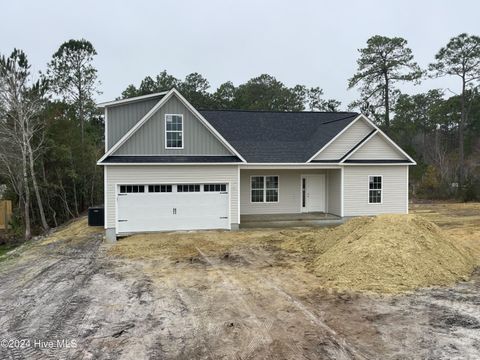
[98, 88, 415, 242]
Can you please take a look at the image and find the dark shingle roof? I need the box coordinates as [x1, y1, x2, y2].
[200, 110, 358, 163]
[102, 155, 242, 163]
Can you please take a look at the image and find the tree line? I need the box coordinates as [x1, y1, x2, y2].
[0, 40, 103, 240]
[0, 33, 479, 241]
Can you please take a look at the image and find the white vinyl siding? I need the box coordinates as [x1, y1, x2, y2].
[349, 133, 406, 160]
[105, 165, 239, 229]
[313, 119, 373, 160]
[343, 166, 408, 216]
[326, 169, 342, 216]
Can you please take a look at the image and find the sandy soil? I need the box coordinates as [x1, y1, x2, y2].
[0, 204, 479, 359]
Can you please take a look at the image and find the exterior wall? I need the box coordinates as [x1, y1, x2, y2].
[326, 169, 342, 216]
[240, 169, 341, 215]
[313, 118, 373, 160]
[105, 165, 239, 230]
[113, 95, 232, 156]
[343, 165, 408, 216]
[107, 98, 160, 150]
[349, 133, 406, 160]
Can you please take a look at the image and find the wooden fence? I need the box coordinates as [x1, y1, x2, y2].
[0, 200, 12, 230]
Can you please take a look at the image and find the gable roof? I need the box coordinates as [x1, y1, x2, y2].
[98, 89, 246, 164]
[200, 110, 359, 163]
[98, 90, 415, 165]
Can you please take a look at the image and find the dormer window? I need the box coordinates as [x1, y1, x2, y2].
[165, 114, 183, 149]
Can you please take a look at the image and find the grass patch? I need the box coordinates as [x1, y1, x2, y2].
[0, 243, 20, 258]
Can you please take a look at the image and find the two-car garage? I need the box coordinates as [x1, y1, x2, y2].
[116, 183, 230, 233]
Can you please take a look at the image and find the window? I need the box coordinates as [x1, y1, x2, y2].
[165, 114, 183, 148]
[148, 185, 172, 193]
[368, 176, 382, 204]
[302, 178, 306, 208]
[251, 176, 279, 203]
[177, 184, 200, 192]
[204, 184, 227, 192]
[119, 185, 145, 193]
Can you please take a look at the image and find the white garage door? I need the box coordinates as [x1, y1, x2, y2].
[116, 183, 229, 233]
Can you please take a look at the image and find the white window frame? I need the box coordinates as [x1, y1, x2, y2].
[368, 175, 383, 204]
[165, 114, 184, 149]
[250, 175, 279, 203]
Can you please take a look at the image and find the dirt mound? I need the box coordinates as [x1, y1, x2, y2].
[312, 215, 476, 294]
[42, 217, 102, 244]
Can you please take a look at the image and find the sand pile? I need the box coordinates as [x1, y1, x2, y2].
[312, 214, 476, 294]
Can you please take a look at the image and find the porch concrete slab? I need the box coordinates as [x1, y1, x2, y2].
[240, 212, 344, 229]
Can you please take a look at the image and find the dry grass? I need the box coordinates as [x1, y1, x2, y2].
[109, 229, 296, 261]
[41, 217, 102, 245]
[109, 203, 480, 294]
[410, 202, 480, 264]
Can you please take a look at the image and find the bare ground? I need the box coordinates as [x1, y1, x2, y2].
[0, 204, 479, 359]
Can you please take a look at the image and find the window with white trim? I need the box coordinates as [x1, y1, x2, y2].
[368, 176, 382, 204]
[165, 114, 183, 148]
[251, 176, 279, 203]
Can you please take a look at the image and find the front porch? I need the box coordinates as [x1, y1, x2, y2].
[240, 212, 343, 229]
[238, 167, 343, 229]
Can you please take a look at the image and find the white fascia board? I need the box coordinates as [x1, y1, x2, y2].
[306, 114, 366, 163]
[355, 115, 417, 165]
[339, 129, 378, 163]
[97, 162, 243, 166]
[170, 89, 246, 162]
[341, 163, 415, 166]
[97, 92, 169, 108]
[239, 164, 342, 169]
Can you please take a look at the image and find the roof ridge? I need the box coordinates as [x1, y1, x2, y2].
[198, 108, 358, 114]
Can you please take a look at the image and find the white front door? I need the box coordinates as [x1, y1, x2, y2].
[301, 175, 326, 212]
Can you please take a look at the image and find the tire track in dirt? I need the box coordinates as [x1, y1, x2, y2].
[195, 247, 367, 360]
[0, 234, 103, 360]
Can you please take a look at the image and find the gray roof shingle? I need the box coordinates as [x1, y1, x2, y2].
[200, 110, 359, 163]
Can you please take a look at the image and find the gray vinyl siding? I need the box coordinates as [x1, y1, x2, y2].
[327, 169, 342, 216]
[107, 98, 160, 150]
[349, 133, 406, 160]
[313, 118, 373, 160]
[240, 169, 341, 215]
[113, 95, 232, 156]
[105, 165, 239, 229]
[343, 165, 408, 216]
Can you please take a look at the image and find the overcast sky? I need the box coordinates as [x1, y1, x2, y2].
[1, 0, 478, 108]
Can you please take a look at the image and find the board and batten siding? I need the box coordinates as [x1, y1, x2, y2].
[107, 98, 160, 150]
[349, 134, 406, 160]
[240, 169, 341, 215]
[105, 165, 239, 230]
[113, 95, 232, 156]
[343, 165, 408, 216]
[313, 118, 373, 161]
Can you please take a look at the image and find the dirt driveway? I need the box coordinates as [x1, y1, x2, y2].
[0, 204, 479, 359]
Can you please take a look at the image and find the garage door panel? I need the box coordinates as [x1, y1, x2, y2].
[117, 184, 229, 233]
